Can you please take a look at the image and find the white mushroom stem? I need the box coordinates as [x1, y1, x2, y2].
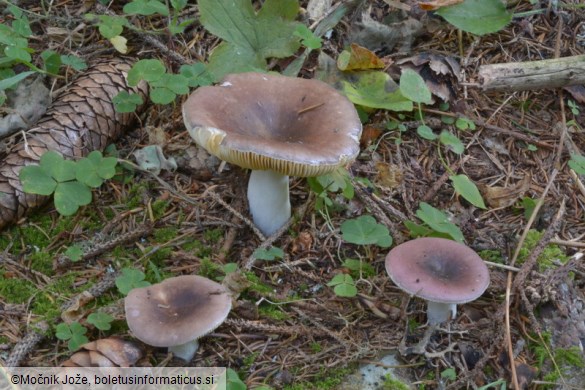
[169, 339, 199, 362]
[426, 301, 457, 325]
[247, 170, 291, 237]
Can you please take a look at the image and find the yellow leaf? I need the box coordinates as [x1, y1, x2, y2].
[109, 35, 128, 54]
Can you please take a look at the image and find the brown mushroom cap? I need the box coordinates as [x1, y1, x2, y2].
[124, 275, 231, 348]
[385, 237, 490, 304]
[182, 72, 362, 177]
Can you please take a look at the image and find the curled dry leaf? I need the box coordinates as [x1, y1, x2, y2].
[418, 0, 465, 11]
[481, 173, 532, 208]
[291, 231, 313, 254]
[0, 59, 148, 229]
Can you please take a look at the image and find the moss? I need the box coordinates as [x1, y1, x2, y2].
[258, 305, 288, 321]
[244, 272, 274, 295]
[518, 230, 568, 271]
[204, 228, 224, 243]
[382, 373, 410, 390]
[29, 252, 54, 275]
[151, 199, 170, 220]
[153, 227, 178, 243]
[479, 249, 504, 264]
[284, 366, 355, 390]
[0, 275, 37, 304]
[310, 342, 322, 353]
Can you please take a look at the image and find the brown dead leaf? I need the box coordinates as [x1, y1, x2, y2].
[481, 174, 532, 208]
[360, 125, 383, 148]
[418, 0, 465, 11]
[61, 291, 94, 323]
[375, 162, 404, 189]
[291, 231, 313, 254]
[337, 43, 385, 71]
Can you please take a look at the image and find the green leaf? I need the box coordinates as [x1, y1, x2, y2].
[41, 151, 76, 182]
[112, 91, 143, 113]
[436, 0, 512, 36]
[455, 117, 476, 131]
[450, 174, 486, 209]
[109, 35, 128, 54]
[569, 153, 585, 175]
[416, 202, 464, 243]
[253, 246, 284, 261]
[226, 368, 247, 390]
[341, 71, 413, 111]
[417, 125, 437, 140]
[123, 0, 169, 16]
[76, 154, 103, 188]
[399, 69, 432, 104]
[64, 245, 83, 262]
[150, 73, 189, 95]
[97, 156, 118, 180]
[87, 312, 114, 331]
[0, 71, 34, 91]
[327, 274, 357, 297]
[342, 258, 375, 277]
[441, 368, 457, 381]
[521, 197, 537, 220]
[404, 220, 434, 237]
[127, 59, 166, 86]
[60, 55, 88, 71]
[19, 165, 57, 195]
[55, 322, 88, 351]
[439, 130, 464, 154]
[207, 41, 266, 80]
[199, 0, 301, 78]
[150, 87, 177, 104]
[180, 62, 215, 87]
[294, 24, 322, 49]
[341, 215, 392, 247]
[41, 50, 62, 75]
[116, 268, 150, 295]
[94, 15, 127, 39]
[54, 181, 92, 216]
[4, 45, 31, 62]
[12, 17, 33, 37]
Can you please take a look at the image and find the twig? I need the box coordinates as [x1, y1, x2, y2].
[421, 155, 471, 203]
[5, 322, 48, 367]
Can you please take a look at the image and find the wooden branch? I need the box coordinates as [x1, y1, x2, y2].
[478, 55, 585, 92]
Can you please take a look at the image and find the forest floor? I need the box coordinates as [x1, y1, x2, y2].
[1, 1, 585, 389]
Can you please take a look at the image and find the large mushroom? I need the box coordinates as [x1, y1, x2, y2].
[124, 275, 231, 361]
[182, 72, 362, 236]
[385, 237, 490, 324]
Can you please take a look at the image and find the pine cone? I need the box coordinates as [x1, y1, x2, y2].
[61, 338, 143, 367]
[0, 58, 148, 229]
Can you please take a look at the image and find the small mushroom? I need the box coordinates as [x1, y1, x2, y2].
[124, 275, 231, 361]
[385, 237, 490, 324]
[182, 72, 362, 236]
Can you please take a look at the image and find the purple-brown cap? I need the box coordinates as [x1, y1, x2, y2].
[124, 275, 231, 348]
[385, 237, 490, 304]
[182, 72, 362, 177]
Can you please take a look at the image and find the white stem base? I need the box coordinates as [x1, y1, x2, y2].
[426, 301, 457, 325]
[169, 339, 199, 361]
[247, 170, 291, 236]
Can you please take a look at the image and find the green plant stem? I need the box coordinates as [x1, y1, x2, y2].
[436, 144, 454, 175]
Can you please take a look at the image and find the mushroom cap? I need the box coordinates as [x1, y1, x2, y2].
[385, 237, 490, 304]
[182, 72, 362, 177]
[124, 275, 231, 348]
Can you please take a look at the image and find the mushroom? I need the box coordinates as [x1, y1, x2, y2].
[182, 72, 362, 236]
[124, 275, 231, 361]
[385, 237, 490, 324]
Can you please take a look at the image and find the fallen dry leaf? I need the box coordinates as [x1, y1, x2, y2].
[481, 174, 532, 208]
[337, 43, 385, 71]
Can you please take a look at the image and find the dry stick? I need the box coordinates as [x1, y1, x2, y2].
[224, 318, 329, 338]
[421, 155, 471, 203]
[5, 321, 49, 367]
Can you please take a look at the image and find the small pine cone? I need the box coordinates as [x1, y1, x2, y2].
[61, 337, 143, 367]
[0, 58, 148, 229]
